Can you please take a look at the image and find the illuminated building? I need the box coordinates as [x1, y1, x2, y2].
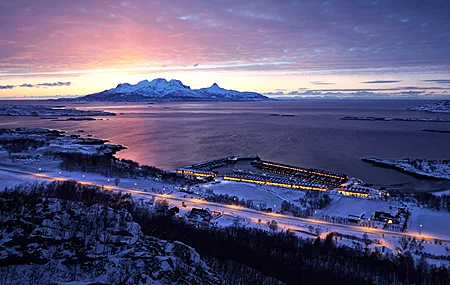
[177, 168, 218, 177]
[337, 186, 370, 197]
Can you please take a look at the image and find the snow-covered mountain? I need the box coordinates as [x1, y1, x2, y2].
[66, 78, 270, 102]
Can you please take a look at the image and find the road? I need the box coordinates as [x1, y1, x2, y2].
[1, 166, 448, 243]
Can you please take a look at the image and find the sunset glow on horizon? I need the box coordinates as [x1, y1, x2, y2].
[1, 0, 449, 99]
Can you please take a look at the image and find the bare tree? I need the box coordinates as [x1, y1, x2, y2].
[399, 237, 409, 250]
[268, 220, 278, 232]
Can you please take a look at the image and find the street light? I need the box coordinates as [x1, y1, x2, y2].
[38, 168, 41, 171]
[419, 224, 423, 235]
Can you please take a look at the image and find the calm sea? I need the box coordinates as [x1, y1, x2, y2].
[1, 100, 450, 191]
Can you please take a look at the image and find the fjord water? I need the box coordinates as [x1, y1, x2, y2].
[1, 100, 450, 191]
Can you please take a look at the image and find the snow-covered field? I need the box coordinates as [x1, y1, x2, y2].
[408, 207, 450, 239]
[202, 180, 285, 208]
[322, 196, 396, 218]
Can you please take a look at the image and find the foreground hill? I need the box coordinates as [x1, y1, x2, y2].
[63, 78, 270, 102]
[0, 181, 226, 285]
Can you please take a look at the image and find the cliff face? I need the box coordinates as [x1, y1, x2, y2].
[0, 196, 226, 285]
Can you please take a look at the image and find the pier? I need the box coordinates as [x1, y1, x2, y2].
[251, 160, 348, 187]
[224, 172, 328, 191]
[177, 155, 260, 177]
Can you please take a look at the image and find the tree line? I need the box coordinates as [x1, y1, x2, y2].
[55, 152, 187, 184]
[388, 191, 450, 212]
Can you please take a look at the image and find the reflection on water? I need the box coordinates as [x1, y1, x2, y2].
[1, 100, 450, 190]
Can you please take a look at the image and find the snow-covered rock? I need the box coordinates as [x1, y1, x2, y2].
[362, 158, 450, 179]
[0, 128, 125, 156]
[0, 197, 226, 285]
[65, 78, 270, 102]
[407, 101, 450, 113]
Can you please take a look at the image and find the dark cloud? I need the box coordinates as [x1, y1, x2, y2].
[0, 85, 15, 89]
[36, 82, 71, 87]
[264, 91, 284, 95]
[308, 86, 448, 92]
[422, 79, 450, 84]
[1, 82, 72, 90]
[310, 81, 335, 85]
[273, 90, 444, 100]
[361, 80, 401, 84]
[19, 83, 34, 88]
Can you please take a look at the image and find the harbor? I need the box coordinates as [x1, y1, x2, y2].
[177, 156, 349, 192]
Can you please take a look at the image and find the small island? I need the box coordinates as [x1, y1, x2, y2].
[0, 104, 115, 116]
[421, 129, 450, 134]
[50, 117, 101, 121]
[270, 113, 296, 117]
[362, 157, 450, 179]
[407, 100, 450, 113]
[340, 116, 450, 122]
[0, 128, 124, 158]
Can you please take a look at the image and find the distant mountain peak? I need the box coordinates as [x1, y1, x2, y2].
[116, 82, 132, 88]
[66, 78, 272, 102]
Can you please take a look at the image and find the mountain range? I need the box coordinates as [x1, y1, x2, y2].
[64, 78, 270, 102]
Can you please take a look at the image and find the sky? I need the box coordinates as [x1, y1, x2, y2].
[0, 0, 450, 99]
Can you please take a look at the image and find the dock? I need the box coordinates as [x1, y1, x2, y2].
[224, 172, 328, 191]
[177, 155, 260, 177]
[251, 160, 348, 187]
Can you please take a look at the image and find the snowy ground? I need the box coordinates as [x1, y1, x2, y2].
[201, 180, 285, 209]
[0, 169, 35, 189]
[408, 206, 450, 239]
[322, 196, 397, 218]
